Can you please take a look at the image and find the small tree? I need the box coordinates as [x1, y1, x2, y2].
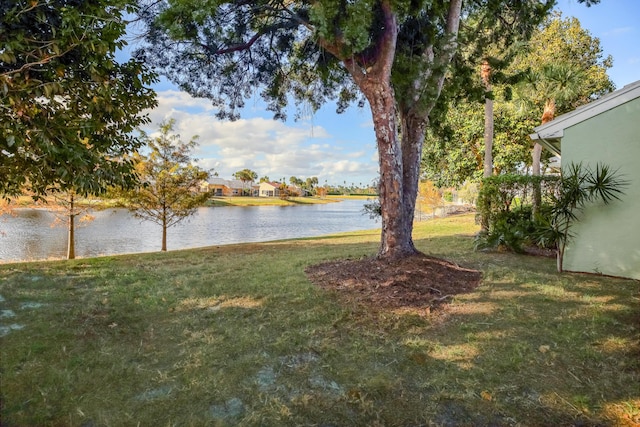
[278, 182, 290, 200]
[458, 181, 479, 205]
[124, 119, 211, 251]
[417, 181, 442, 220]
[316, 187, 328, 198]
[549, 163, 627, 272]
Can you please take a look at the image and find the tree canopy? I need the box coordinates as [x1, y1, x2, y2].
[233, 168, 258, 194]
[234, 169, 258, 183]
[512, 13, 614, 118]
[422, 13, 613, 187]
[423, 99, 538, 187]
[0, 0, 157, 199]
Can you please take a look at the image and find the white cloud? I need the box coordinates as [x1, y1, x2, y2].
[317, 159, 379, 184]
[604, 26, 634, 36]
[141, 90, 378, 184]
[345, 150, 367, 159]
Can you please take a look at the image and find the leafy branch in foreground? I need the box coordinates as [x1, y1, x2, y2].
[1, 0, 157, 199]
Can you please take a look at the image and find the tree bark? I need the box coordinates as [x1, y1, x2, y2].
[394, 110, 428, 257]
[481, 60, 494, 232]
[484, 95, 494, 178]
[362, 62, 419, 259]
[374, 90, 419, 259]
[533, 99, 556, 214]
[161, 211, 168, 251]
[482, 60, 494, 179]
[317, 0, 462, 260]
[67, 193, 75, 260]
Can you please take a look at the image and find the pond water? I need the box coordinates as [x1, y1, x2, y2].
[0, 199, 380, 263]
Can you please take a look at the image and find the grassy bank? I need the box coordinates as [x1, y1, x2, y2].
[209, 195, 375, 206]
[4, 195, 343, 210]
[208, 196, 340, 207]
[0, 215, 637, 426]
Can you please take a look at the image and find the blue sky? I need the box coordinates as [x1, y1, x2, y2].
[133, 0, 640, 186]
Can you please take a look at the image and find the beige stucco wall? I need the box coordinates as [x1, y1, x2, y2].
[561, 97, 640, 280]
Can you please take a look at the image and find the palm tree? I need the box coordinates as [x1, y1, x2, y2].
[233, 169, 258, 196]
[510, 14, 615, 212]
[481, 59, 494, 179]
[518, 63, 584, 213]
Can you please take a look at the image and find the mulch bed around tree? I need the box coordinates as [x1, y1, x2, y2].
[305, 253, 482, 314]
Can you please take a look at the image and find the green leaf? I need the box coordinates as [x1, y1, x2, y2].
[0, 0, 157, 199]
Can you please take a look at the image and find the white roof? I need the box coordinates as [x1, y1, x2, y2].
[207, 178, 245, 189]
[208, 177, 228, 186]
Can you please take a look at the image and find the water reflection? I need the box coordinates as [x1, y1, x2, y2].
[0, 200, 379, 262]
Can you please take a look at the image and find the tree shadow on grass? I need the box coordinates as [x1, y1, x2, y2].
[305, 233, 639, 426]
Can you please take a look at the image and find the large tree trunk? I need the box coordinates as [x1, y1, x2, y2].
[394, 109, 428, 257]
[318, 0, 461, 260]
[375, 92, 415, 259]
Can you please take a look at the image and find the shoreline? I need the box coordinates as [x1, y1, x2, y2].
[3, 194, 378, 211]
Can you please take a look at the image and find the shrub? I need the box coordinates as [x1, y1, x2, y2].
[475, 165, 627, 272]
[458, 181, 479, 205]
[546, 163, 627, 272]
[475, 204, 543, 253]
[477, 174, 559, 230]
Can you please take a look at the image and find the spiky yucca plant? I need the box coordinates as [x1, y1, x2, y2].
[550, 162, 627, 272]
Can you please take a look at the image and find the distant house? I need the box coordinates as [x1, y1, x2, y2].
[530, 80, 640, 280]
[288, 185, 310, 197]
[203, 178, 256, 196]
[259, 181, 281, 197]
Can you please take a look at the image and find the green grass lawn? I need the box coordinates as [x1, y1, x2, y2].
[0, 214, 637, 426]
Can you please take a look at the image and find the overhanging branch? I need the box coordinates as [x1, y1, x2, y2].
[199, 19, 299, 55]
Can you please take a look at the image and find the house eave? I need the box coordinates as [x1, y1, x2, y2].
[533, 80, 640, 137]
[529, 133, 563, 157]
